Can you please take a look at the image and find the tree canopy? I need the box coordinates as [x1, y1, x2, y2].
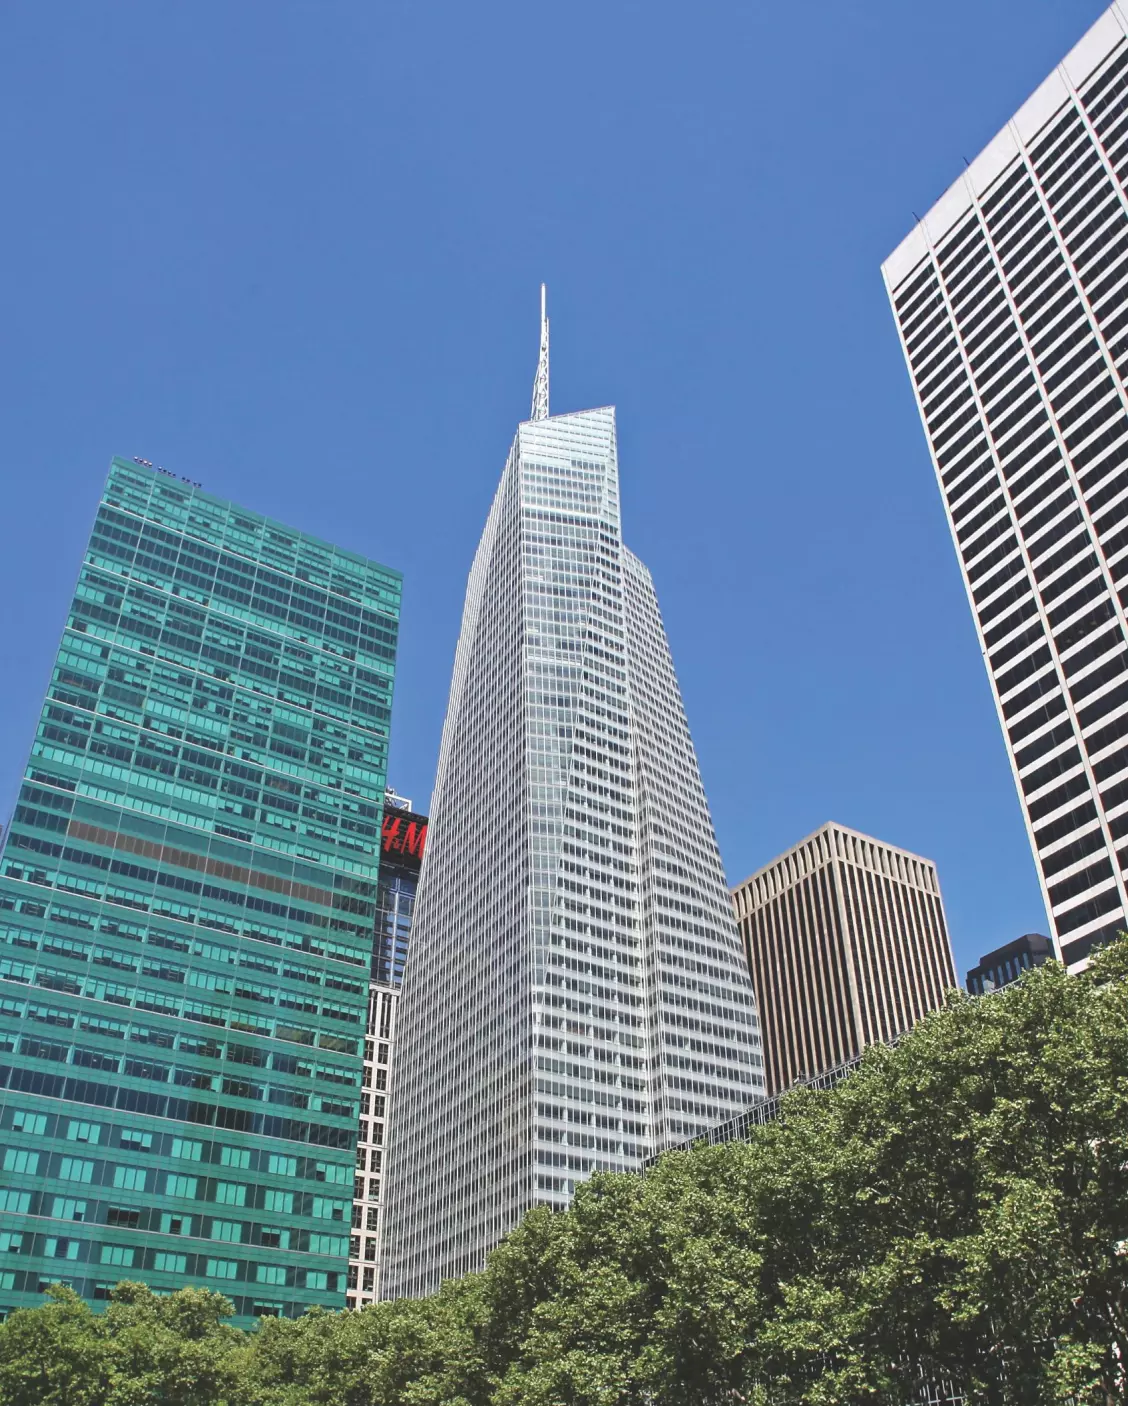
[1, 938, 1125, 1405]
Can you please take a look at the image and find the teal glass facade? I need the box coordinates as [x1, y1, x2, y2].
[0, 457, 400, 1323]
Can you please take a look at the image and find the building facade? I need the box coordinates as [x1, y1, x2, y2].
[0, 457, 399, 1323]
[380, 293, 764, 1299]
[966, 932, 1053, 995]
[883, 3, 1128, 969]
[346, 793, 426, 1309]
[732, 823, 956, 1097]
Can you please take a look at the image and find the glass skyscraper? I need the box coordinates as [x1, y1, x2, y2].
[883, 4, 1128, 970]
[0, 457, 400, 1323]
[380, 292, 764, 1299]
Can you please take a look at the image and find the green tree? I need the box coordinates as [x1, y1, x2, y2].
[0, 938, 1125, 1405]
[98, 1282, 244, 1406]
[0, 1284, 109, 1406]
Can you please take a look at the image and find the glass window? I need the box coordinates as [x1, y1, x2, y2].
[2, 1150, 39, 1175]
[45, 1238, 82, 1260]
[58, 1158, 95, 1183]
[67, 1121, 102, 1145]
[50, 1197, 88, 1221]
[11, 1111, 47, 1135]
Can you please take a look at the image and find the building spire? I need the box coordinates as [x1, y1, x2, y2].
[530, 283, 549, 421]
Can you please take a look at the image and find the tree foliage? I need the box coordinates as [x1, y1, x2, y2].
[1, 940, 1126, 1404]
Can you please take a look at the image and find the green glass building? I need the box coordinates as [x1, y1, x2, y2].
[0, 457, 400, 1323]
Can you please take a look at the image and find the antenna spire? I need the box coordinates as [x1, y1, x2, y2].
[530, 283, 549, 421]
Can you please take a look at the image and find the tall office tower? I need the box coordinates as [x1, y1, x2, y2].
[732, 823, 956, 1097]
[346, 792, 427, 1308]
[883, 5, 1128, 970]
[380, 292, 764, 1299]
[0, 457, 400, 1324]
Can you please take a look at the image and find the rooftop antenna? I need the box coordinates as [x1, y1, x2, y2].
[530, 283, 549, 421]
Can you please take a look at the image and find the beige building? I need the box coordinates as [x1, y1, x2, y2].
[732, 823, 957, 1096]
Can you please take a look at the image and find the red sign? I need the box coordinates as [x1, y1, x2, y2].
[381, 811, 427, 865]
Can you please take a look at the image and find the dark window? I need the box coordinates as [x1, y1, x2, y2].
[1027, 771, 1092, 823]
[1056, 886, 1123, 935]
[1032, 798, 1097, 845]
[1049, 856, 1114, 906]
[1021, 744, 1082, 797]
[1041, 826, 1107, 878]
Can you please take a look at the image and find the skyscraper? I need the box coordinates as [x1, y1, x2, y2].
[883, 4, 1128, 970]
[732, 823, 956, 1097]
[346, 790, 427, 1308]
[0, 457, 399, 1323]
[380, 291, 764, 1299]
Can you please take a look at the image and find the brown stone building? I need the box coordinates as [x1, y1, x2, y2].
[732, 823, 957, 1096]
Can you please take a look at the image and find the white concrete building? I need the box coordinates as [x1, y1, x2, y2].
[884, 5, 1128, 969]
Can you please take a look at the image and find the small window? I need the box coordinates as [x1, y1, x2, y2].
[67, 1121, 102, 1145]
[113, 1166, 147, 1192]
[50, 1197, 88, 1221]
[153, 1252, 186, 1273]
[211, 1220, 243, 1243]
[106, 1207, 141, 1229]
[220, 1146, 250, 1169]
[160, 1213, 190, 1236]
[215, 1182, 247, 1207]
[2, 1150, 39, 1175]
[120, 1130, 154, 1151]
[170, 1139, 203, 1161]
[45, 1238, 82, 1260]
[100, 1245, 135, 1267]
[11, 1111, 47, 1136]
[206, 1258, 238, 1279]
[255, 1264, 287, 1286]
[166, 1174, 199, 1198]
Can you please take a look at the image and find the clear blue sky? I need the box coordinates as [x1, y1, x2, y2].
[0, 2, 1108, 980]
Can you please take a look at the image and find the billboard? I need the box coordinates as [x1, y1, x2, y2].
[380, 807, 428, 871]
